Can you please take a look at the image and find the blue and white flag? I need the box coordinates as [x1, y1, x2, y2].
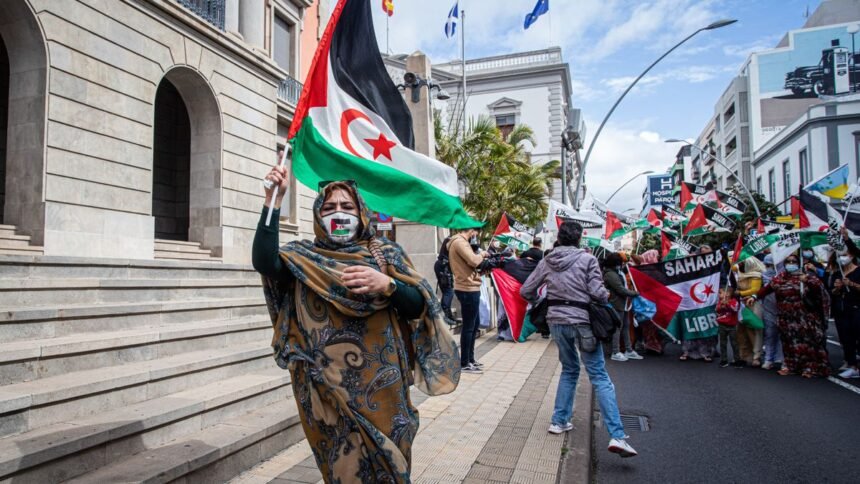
[444, 2, 459, 38]
[524, 0, 549, 29]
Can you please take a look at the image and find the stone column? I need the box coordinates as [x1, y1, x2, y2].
[396, 51, 448, 291]
[224, 0, 242, 39]
[239, 0, 265, 50]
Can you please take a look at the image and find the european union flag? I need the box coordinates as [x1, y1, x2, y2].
[524, 0, 549, 30]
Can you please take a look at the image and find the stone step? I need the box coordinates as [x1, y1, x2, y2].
[0, 342, 273, 437]
[0, 246, 44, 256]
[0, 255, 259, 281]
[0, 368, 294, 482]
[2, 296, 267, 342]
[0, 233, 33, 247]
[154, 249, 221, 261]
[0, 316, 273, 385]
[0, 224, 21, 239]
[155, 239, 212, 249]
[0, 277, 263, 307]
[63, 399, 303, 484]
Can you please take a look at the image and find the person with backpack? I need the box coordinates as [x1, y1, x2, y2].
[434, 235, 455, 321]
[520, 221, 637, 458]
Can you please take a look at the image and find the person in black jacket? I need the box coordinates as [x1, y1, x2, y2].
[602, 253, 641, 362]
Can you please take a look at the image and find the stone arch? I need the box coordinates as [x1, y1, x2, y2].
[152, 66, 222, 254]
[0, 0, 48, 243]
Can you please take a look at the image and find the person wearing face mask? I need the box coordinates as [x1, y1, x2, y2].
[253, 170, 460, 482]
[447, 226, 491, 373]
[829, 253, 860, 379]
[760, 254, 783, 370]
[748, 254, 830, 378]
[802, 249, 825, 279]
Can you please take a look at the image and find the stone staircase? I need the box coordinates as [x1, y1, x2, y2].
[154, 240, 220, 262]
[0, 255, 304, 483]
[0, 225, 44, 256]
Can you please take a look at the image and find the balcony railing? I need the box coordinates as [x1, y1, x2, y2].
[278, 75, 303, 106]
[176, 0, 225, 31]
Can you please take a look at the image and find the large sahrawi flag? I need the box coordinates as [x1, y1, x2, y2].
[629, 252, 722, 340]
[288, 0, 479, 228]
[493, 213, 533, 252]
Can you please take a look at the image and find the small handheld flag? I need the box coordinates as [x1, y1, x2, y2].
[381, 0, 393, 16]
[524, 0, 549, 29]
[445, 2, 459, 38]
[806, 163, 849, 199]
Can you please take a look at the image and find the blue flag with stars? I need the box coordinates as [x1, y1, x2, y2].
[524, 0, 549, 29]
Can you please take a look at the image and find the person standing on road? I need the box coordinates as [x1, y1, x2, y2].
[760, 254, 783, 370]
[748, 254, 830, 378]
[447, 226, 490, 374]
[602, 252, 642, 362]
[716, 287, 742, 368]
[736, 257, 765, 367]
[829, 253, 860, 379]
[521, 221, 638, 458]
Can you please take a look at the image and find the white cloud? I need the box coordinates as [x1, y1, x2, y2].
[601, 64, 736, 95]
[722, 34, 782, 58]
[581, 121, 678, 211]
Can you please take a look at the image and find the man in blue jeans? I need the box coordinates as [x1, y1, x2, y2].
[447, 226, 488, 374]
[521, 221, 638, 458]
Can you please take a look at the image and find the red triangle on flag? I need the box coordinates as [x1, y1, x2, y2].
[791, 196, 810, 229]
[731, 234, 744, 264]
[494, 212, 512, 237]
[684, 205, 707, 235]
[605, 211, 623, 240]
[628, 266, 683, 328]
[491, 269, 528, 342]
[680, 183, 693, 209]
[661, 231, 672, 259]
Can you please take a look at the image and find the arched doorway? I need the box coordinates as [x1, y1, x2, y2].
[0, 36, 9, 224]
[0, 0, 47, 242]
[152, 79, 191, 241]
[151, 67, 222, 253]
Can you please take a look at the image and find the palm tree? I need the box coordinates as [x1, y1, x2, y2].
[434, 112, 560, 238]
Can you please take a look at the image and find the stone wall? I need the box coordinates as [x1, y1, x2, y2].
[0, 0, 315, 263]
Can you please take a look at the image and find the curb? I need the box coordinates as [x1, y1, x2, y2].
[558, 372, 594, 484]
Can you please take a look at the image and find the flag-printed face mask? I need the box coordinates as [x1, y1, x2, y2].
[322, 212, 360, 243]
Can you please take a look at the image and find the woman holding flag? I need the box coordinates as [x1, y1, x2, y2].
[253, 169, 460, 482]
[748, 254, 830, 378]
[736, 258, 766, 367]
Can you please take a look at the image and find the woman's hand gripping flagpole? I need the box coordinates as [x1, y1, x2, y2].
[626, 262, 680, 344]
[263, 144, 291, 227]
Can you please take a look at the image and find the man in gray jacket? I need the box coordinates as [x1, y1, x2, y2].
[521, 221, 637, 458]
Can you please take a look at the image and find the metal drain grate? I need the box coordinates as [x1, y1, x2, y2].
[620, 414, 650, 432]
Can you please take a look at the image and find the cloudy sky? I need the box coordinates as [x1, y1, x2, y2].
[365, 0, 822, 211]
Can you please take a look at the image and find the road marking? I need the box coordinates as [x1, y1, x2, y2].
[827, 339, 843, 347]
[827, 376, 860, 396]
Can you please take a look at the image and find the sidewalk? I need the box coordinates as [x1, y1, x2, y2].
[230, 333, 593, 484]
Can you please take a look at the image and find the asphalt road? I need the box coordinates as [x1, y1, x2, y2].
[593, 333, 860, 484]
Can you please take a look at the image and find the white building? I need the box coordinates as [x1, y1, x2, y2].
[752, 95, 860, 209]
[391, 47, 576, 205]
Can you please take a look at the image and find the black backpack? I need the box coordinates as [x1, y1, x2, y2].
[434, 237, 454, 290]
[546, 300, 621, 343]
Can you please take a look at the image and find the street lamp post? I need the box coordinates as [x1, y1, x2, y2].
[665, 139, 762, 218]
[571, 19, 737, 209]
[606, 170, 655, 204]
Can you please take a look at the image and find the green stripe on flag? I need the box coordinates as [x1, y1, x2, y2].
[740, 306, 764, 329]
[291, 117, 480, 229]
[668, 306, 719, 340]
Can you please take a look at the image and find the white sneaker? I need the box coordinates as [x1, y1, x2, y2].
[548, 422, 574, 434]
[839, 367, 860, 379]
[608, 437, 638, 458]
[461, 363, 483, 374]
[611, 352, 628, 362]
[624, 350, 643, 360]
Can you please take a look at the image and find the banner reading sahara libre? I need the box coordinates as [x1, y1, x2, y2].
[287, 0, 480, 228]
[629, 252, 722, 341]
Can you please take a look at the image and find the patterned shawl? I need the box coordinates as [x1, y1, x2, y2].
[261, 184, 460, 396]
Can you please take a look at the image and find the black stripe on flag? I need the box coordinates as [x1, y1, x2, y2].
[330, 0, 415, 149]
[635, 251, 725, 285]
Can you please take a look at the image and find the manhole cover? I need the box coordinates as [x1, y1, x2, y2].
[619, 414, 650, 432]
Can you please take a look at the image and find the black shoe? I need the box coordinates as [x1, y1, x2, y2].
[732, 361, 744, 368]
[542, 334, 550, 339]
[720, 361, 729, 368]
[471, 361, 484, 368]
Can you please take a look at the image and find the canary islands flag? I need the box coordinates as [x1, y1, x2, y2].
[806, 164, 850, 199]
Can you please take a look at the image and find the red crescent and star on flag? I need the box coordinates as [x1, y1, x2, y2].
[340, 109, 397, 162]
[689, 282, 716, 304]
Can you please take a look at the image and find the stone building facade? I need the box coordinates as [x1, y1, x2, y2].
[0, 0, 325, 264]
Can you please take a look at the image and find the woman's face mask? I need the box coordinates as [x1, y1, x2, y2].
[802, 251, 814, 259]
[321, 212, 360, 243]
[839, 255, 854, 266]
[785, 261, 800, 273]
